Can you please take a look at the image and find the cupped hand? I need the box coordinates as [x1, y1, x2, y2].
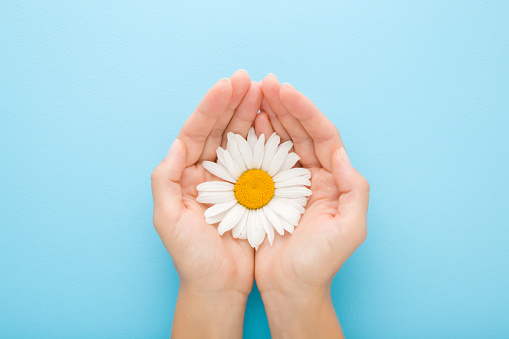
[151, 70, 262, 301]
[253, 74, 370, 337]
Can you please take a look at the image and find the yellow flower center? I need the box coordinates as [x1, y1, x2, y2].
[234, 169, 274, 210]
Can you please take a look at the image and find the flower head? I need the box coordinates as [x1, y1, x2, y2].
[197, 128, 311, 249]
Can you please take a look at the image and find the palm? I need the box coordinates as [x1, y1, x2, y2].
[169, 164, 254, 294]
[255, 167, 346, 292]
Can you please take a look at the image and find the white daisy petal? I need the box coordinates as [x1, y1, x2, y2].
[259, 209, 275, 246]
[235, 134, 254, 169]
[267, 141, 293, 177]
[279, 140, 293, 149]
[292, 196, 309, 207]
[279, 152, 301, 171]
[218, 204, 247, 235]
[268, 198, 301, 226]
[206, 209, 230, 224]
[216, 147, 227, 168]
[228, 133, 248, 171]
[226, 134, 234, 154]
[223, 150, 242, 179]
[204, 200, 237, 219]
[248, 209, 265, 250]
[197, 191, 236, 204]
[232, 206, 249, 239]
[261, 133, 280, 171]
[247, 210, 257, 248]
[239, 220, 248, 239]
[272, 196, 305, 214]
[274, 176, 311, 188]
[280, 218, 295, 234]
[253, 134, 265, 169]
[263, 204, 285, 235]
[274, 186, 312, 198]
[197, 181, 235, 192]
[272, 168, 311, 183]
[256, 209, 266, 249]
[202, 161, 237, 183]
[247, 127, 257, 151]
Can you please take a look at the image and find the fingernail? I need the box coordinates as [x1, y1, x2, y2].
[340, 147, 352, 167]
[219, 77, 231, 83]
[268, 73, 278, 81]
[282, 82, 294, 88]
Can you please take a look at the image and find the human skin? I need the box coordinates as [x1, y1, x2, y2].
[151, 71, 369, 338]
[253, 74, 370, 338]
[151, 69, 260, 338]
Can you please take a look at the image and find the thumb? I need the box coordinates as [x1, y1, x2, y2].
[331, 147, 370, 240]
[151, 139, 187, 224]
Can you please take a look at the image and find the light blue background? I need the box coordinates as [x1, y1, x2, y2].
[1, 1, 508, 337]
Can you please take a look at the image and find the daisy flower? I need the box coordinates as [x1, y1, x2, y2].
[196, 128, 312, 249]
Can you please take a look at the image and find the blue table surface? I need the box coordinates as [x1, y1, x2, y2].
[1, 1, 508, 337]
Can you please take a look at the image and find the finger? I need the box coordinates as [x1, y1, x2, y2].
[261, 96, 299, 158]
[199, 70, 251, 162]
[254, 112, 302, 168]
[260, 97, 291, 142]
[279, 83, 344, 172]
[254, 112, 274, 137]
[151, 139, 187, 224]
[261, 74, 321, 168]
[177, 78, 233, 166]
[332, 147, 369, 242]
[222, 81, 262, 146]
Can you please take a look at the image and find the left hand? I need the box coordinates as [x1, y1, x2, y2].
[253, 74, 370, 338]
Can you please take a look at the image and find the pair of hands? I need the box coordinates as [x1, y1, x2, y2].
[151, 70, 369, 338]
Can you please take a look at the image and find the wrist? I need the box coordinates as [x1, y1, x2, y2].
[260, 285, 343, 339]
[260, 286, 331, 326]
[179, 280, 251, 304]
[179, 283, 250, 311]
[172, 283, 248, 339]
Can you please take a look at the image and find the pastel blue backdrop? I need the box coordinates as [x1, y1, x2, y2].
[1, 1, 508, 337]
